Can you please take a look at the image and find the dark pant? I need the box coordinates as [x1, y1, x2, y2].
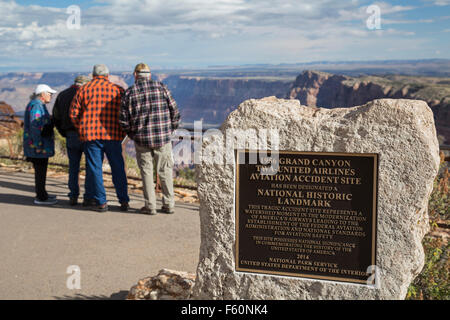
[66, 131, 83, 199]
[66, 131, 93, 200]
[29, 158, 49, 201]
[84, 140, 129, 205]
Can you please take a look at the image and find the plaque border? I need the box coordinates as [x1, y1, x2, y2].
[234, 149, 379, 285]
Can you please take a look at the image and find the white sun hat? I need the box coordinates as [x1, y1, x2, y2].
[34, 84, 57, 95]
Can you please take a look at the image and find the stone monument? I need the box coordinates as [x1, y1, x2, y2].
[192, 97, 440, 300]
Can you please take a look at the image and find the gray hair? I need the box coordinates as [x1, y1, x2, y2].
[93, 64, 109, 76]
[29, 93, 42, 100]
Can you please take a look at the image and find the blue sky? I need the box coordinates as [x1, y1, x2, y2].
[1, 0, 449, 71]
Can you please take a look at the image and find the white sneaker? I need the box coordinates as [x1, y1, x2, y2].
[34, 198, 58, 205]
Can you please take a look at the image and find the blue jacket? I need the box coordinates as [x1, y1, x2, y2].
[23, 99, 55, 158]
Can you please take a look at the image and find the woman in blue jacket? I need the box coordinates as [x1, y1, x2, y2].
[23, 84, 58, 205]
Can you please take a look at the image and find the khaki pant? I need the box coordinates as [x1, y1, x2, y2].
[135, 142, 174, 210]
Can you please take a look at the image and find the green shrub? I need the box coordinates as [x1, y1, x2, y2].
[407, 238, 449, 300]
[407, 155, 449, 300]
[177, 167, 195, 182]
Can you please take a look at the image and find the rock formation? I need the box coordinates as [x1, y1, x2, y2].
[192, 97, 440, 300]
[163, 75, 292, 124]
[288, 71, 450, 143]
[127, 269, 195, 300]
[0, 101, 22, 136]
[1, 70, 448, 142]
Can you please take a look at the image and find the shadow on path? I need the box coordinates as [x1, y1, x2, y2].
[0, 171, 199, 214]
[0, 192, 150, 215]
[0, 179, 38, 194]
[53, 290, 129, 300]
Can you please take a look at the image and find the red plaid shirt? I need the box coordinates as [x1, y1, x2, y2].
[70, 76, 126, 142]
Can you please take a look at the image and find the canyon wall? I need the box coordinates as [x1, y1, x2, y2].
[163, 76, 292, 124]
[288, 71, 450, 143]
[0, 70, 448, 143]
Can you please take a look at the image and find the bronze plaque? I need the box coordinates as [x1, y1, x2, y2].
[235, 150, 378, 285]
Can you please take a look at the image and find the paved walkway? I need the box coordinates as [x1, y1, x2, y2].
[0, 169, 200, 300]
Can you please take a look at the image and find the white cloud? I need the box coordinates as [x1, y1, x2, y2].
[423, 0, 450, 6]
[0, 0, 445, 69]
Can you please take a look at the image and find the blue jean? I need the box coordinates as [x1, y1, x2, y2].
[84, 140, 129, 205]
[66, 131, 94, 200]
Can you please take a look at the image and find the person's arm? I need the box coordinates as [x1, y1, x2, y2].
[29, 103, 46, 154]
[119, 89, 133, 138]
[70, 89, 83, 130]
[163, 84, 180, 131]
[41, 116, 54, 137]
[52, 94, 65, 137]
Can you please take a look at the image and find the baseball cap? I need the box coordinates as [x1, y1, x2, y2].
[93, 64, 109, 76]
[34, 84, 57, 95]
[74, 75, 90, 85]
[134, 63, 150, 73]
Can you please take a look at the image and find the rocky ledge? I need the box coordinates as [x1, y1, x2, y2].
[127, 269, 196, 300]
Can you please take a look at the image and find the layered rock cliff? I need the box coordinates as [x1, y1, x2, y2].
[163, 76, 293, 124]
[0, 70, 448, 143]
[0, 101, 23, 140]
[288, 71, 450, 143]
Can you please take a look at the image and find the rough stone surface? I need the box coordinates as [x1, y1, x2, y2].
[192, 97, 440, 300]
[127, 269, 195, 300]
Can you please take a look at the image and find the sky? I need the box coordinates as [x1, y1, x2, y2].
[0, 0, 449, 71]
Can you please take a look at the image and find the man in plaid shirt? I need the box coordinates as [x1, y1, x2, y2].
[120, 63, 180, 215]
[70, 64, 130, 212]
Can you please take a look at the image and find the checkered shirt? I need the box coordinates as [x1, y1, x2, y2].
[70, 76, 126, 142]
[120, 78, 180, 148]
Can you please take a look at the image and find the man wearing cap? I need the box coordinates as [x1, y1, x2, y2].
[53, 75, 91, 206]
[23, 84, 58, 205]
[120, 63, 180, 215]
[70, 64, 130, 212]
